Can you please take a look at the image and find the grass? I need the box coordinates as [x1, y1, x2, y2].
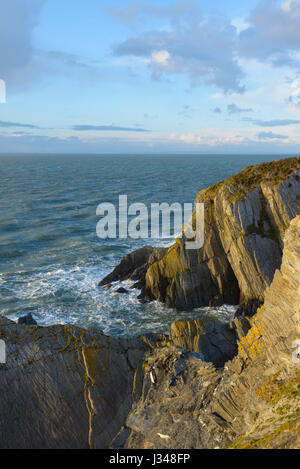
[198, 156, 300, 203]
[256, 371, 300, 404]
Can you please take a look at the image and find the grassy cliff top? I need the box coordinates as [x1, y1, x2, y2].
[198, 156, 300, 203]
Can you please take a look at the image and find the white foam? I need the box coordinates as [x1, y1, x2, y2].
[3, 249, 237, 337]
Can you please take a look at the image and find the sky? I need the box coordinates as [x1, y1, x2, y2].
[0, 0, 300, 154]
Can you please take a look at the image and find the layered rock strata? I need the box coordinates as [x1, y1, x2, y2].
[122, 216, 300, 449]
[134, 157, 300, 310]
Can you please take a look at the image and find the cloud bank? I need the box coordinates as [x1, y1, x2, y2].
[112, 1, 245, 93]
[243, 117, 300, 126]
[239, 0, 300, 67]
[0, 120, 40, 129]
[72, 125, 150, 132]
[0, 0, 45, 87]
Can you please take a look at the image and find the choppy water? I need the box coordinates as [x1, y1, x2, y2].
[0, 153, 286, 337]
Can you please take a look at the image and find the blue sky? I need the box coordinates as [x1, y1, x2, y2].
[1, 0, 300, 153]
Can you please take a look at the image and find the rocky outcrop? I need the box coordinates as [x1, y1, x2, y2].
[18, 313, 37, 325]
[1, 159, 299, 450]
[0, 216, 299, 449]
[122, 216, 300, 449]
[0, 316, 166, 449]
[99, 245, 167, 291]
[169, 318, 238, 368]
[142, 157, 300, 310]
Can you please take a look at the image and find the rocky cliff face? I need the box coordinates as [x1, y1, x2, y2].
[142, 157, 300, 310]
[0, 317, 166, 449]
[123, 216, 300, 449]
[1, 158, 299, 449]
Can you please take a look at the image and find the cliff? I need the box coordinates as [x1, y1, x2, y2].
[123, 216, 300, 449]
[141, 157, 300, 311]
[0, 317, 166, 449]
[1, 216, 298, 449]
[1, 157, 299, 449]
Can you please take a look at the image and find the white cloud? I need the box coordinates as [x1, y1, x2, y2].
[231, 17, 250, 34]
[113, 1, 244, 93]
[280, 0, 300, 12]
[239, 0, 300, 66]
[289, 78, 300, 106]
[0, 0, 45, 87]
[151, 50, 171, 67]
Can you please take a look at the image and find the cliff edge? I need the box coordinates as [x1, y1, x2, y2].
[1, 157, 299, 449]
[0, 318, 166, 449]
[141, 157, 300, 311]
[123, 216, 300, 449]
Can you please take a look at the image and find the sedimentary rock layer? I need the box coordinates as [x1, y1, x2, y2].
[123, 216, 300, 449]
[142, 157, 300, 310]
[0, 318, 166, 449]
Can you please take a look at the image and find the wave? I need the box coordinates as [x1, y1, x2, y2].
[3, 259, 236, 338]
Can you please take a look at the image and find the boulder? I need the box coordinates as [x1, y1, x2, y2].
[99, 246, 168, 290]
[169, 318, 238, 367]
[18, 313, 37, 326]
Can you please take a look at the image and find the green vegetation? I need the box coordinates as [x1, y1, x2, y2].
[256, 371, 300, 404]
[228, 420, 299, 449]
[199, 156, 300, 203]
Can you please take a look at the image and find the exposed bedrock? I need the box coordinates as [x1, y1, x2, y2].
[122, 216, 300, 449]
[169, 318, 238, 368]
[98, 245, 168, 291]
[0, 316, 167, 449]
[141, 157, 300, 310]
[1, 158, 299, 450]
[0, 213, 299, 449]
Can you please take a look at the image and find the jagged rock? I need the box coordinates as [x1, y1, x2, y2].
[0, 317, 163, 449]
[18, 313, 37, 325]
[98, 246, 168, 289]
[0, 215, 299, 449]
[1, 161, 299, 450]
[234, 299, 263, 318]
[142, 157, 300, 310]
[116, 287, 128, 294]
[169, 318, 238, 367]
[123, 216, 300, 449]
[229, 316, 252, 341]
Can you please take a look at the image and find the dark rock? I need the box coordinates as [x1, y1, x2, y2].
[0, 316, 161, 449]
[116, 287, 128, 294]
[229, 316, 252, 341]
[189, 351, 204, 360]
[110, 427, 131, 449]
[123, 216, 300, 450]
[173, 358, 186, 376]
[167, 373, 176, 387]
[235, 299, 263, 318]
[18, 314, 37, 326]
[130, 281, 144, 290]
[99, 246, 168, 291]
[169, 318, 238, 368]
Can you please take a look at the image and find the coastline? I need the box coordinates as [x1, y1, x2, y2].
[1, 156, 299, 449]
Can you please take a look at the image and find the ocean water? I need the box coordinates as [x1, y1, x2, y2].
[0, 153, 286, 337]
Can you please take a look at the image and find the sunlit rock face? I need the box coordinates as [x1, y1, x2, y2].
[124, 216, 300, 450]
[0, 316, 166, 449]
[142, 157, 300, 311]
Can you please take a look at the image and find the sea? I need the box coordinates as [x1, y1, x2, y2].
[0, 153, 289, 337]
